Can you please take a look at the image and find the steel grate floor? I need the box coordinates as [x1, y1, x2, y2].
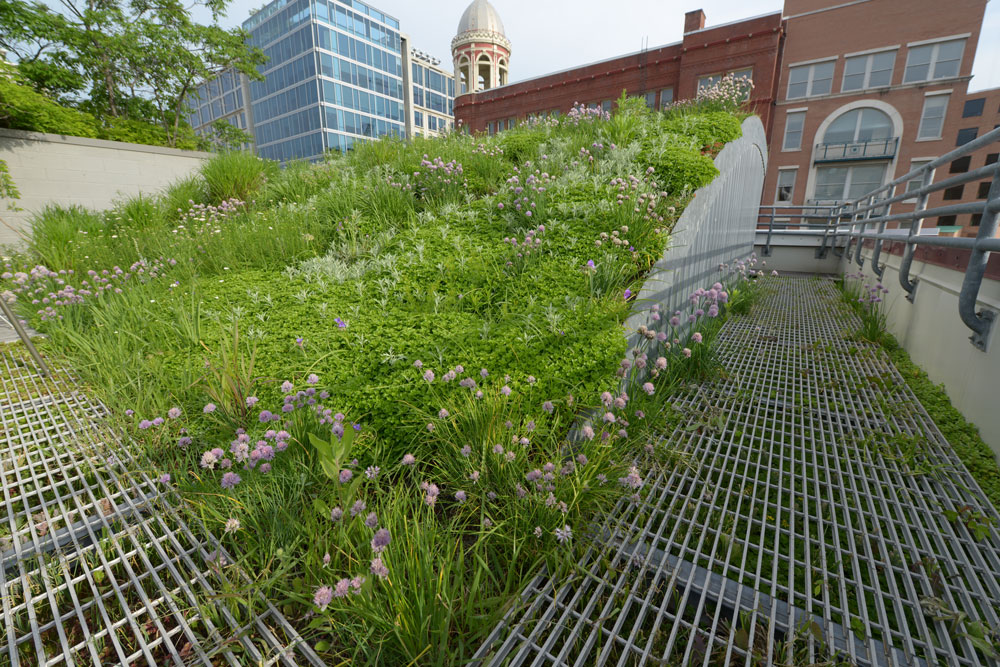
[473, 276, 1000, 667]
[0, 346, 323, 666]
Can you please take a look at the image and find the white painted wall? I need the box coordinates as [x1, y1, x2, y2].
[841, 246, 1000, 456]
[0, 128, 212, 248]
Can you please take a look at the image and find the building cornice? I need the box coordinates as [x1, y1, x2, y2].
[451, 30, 511, 53]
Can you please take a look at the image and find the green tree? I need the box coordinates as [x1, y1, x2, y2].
[0, 0, 265, 147]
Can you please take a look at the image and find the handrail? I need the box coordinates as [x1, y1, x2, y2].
[0, 296, 50, 376]
[760, 125, 1000, 350]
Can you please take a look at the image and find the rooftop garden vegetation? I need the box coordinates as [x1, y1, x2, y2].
[1, 84, 761, 662]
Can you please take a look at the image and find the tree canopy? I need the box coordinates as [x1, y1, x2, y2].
[0, 0, 265, 147]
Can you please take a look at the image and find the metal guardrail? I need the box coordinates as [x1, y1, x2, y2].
[761, 126, 1000, 350]
[0, 296, 49, 375]
[814, 137, 899, 162]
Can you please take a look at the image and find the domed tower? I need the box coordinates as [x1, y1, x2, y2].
[451, 0, 511, 95]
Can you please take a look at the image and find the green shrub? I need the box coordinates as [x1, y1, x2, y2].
[499, 129, 547, 164]
[643, 143, 719, 195]
[661, 111, 742, 149]
[0, 64, 99, 138]
[199, 150, 276, 203]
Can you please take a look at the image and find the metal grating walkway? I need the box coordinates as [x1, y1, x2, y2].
[473, 276, 1000, 666]
[0, 346, 323, 666]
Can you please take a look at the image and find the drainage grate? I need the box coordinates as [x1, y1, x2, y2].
[0, 347, 323, 666]
[473, 277, 1000, 666]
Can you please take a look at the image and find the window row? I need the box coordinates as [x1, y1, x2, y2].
[322, 81, 404, 122]
[189, 89, 245, 129]
[413, 112, 451, 132]
[257, 130, 324, 162]
[323, 109, 404, 139]
[315, 0, 400, 51]
[316, 25, 402, 78]
[318, 52, 403, 100]
[412, 64, 453, 97]
[787, 38, 965, 100]
[773, 165, 885, 204]
[251, 53, 316, 101]
[487, 118, 517, 135]
[254, 106, 320, 146]
[248, 0, 312, 49]
[413, 87, 452, 115]
[696, 69, 752, 96]
[260, 26, 313, 73]
[252, 81, 320, 126]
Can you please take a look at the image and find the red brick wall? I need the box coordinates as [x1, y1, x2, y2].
[454, 12, 783, 135]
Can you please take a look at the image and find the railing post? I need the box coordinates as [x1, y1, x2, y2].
[854, 195, 873, 268]
[816, 205, 834, 259]
[0, 297, 50, 376]
[762, 206, 774, 257]
[959, 164, 1000, 350]
[871, 198, 887, 279]
[898, 165, 936, 302]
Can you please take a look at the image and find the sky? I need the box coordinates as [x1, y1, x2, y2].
[204, 0, 1000, 93]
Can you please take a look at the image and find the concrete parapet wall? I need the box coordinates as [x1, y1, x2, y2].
[0, 128, 212, 248]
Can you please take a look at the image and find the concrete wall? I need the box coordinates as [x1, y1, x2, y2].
[753, 230, 845, 274]
[840, 245, 1000, 455]
[0, 128, 212, 248]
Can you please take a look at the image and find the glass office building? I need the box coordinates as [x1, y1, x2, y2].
[189, 0, 407, 161]
[410, 51, 455, 138]
[186, 70, 253, 149]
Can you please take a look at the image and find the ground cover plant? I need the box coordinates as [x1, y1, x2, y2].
[1, 81, 761, 662]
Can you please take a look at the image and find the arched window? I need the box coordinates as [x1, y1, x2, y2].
[498, 58, 507, 86]
[478, 54, 492, 90]
[458, 56, 470, 94]
[823, 108, 893, 144]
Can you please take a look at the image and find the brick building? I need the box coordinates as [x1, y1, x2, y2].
[454, 0, 998, 232]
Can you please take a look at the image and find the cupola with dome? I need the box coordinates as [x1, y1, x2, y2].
[451, 0, 511, 94]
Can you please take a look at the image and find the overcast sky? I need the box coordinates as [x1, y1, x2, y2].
[206, 0, 1000, 92]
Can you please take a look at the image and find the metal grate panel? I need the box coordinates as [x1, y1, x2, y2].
[474, 277, 1000, 667]
[0, 346, 323, 666]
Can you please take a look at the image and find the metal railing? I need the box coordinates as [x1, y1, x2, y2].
[761, 126, 1000, 350]
[814, 137, 899, 162]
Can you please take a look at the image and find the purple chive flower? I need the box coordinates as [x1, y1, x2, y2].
[281, 380, 294, 393]
[365, 466, 380, 479]
[245, 396, 258, 407]
[224, 517, 240, 533]
[152, 417, 165, 427]
[426, 423, 435, 432]
[167, 407, 182, 419]
[258, 410, 273, 422]
[413, 359, 423, 368]
[460, 445, 472, 457]
[178, 436, 192, 448]
[371, 528, 391, 553]
[683, 348, 692, 358]
[586, 260, 595, 269]
[692, 332, 703, 344]
[259, 462, 272, 473]
[159, 473, 171, 484]
[455, 490, 467, 503]
[203, 403, 217, 414]
[438, 408, 449, 419]
[423, 370, 435, 382]
[350, 577, 364, 593]
[642, 382, 655, 396]
[364, 512, 378, 528]
[554, 525, 572, 544]
[296, 337, 305, 348]
[307, 373, 319, 385]
[220, 472, 241, 489]
[624, 289, 632, 300]
[619, 466, 643, 490]
[371, 557, 389, 578]
[125, 409, 134, 417]
[582, 425, 595, 440]
[480, 368, 488, 378]
[339, 469, 353, 484]
[138, 420, 152, 430]
[350, 500, 366, 517]
[314, 585, 333, 610]
[333, 579, 350, 598]
[542, 401, 554, 413]
[331, 507, 343, 522]
[323, 551, 331, 566]
[501, 385, 512, 396]
[402, 453, 416, 466]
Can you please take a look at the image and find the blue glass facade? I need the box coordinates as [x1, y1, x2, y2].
[240, 0, 404, 160]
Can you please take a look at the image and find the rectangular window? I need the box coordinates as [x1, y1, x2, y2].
[902, 159, 933, 201]
[904, 38, 965, 83]
[487, 121, 494, 136]
[943, 185, 963, 200]
[956, 128, 978, 146]
[414, 111, 423, 128]
[776, 169, 797, 203]
[697, 74, 721, 94]
[787, 60, 835, 99]
[658, 88, 674, 108]
[782, 111, 805, 150]
[979, 182, 992, 199]
[950, 156, 971, 173]
[842, 50, 896, 92]
[814, 163, 886, 202]
[601, 100, 612, 113]
[963, 98, 985, 117]
[917, 94, 949, 140]
[937, 215, 957, 227]
[971, 213, 983, 227]
[643, 91, 657, 109]
[986, 154, 999, 166]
